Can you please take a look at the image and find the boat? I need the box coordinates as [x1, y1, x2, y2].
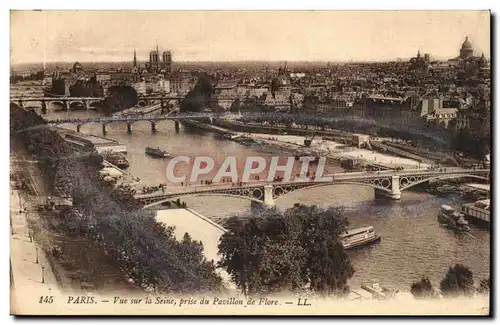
[361, 281, 398, 300]
[340, 226, 381, 250]
[145, 147, 170, 158]
[438, 205, 470, 232]
[102, 152, 129, 169]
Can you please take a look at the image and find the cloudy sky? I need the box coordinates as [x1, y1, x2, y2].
[10, 10, 490, 64]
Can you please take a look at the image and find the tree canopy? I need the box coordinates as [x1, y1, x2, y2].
[180, 74, 213, 112]
[410, 276, 437, 299]
[439, 264, 475, 297]
[217, 204, 354, 296]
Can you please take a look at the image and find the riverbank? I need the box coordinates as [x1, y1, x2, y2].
[184, 119, 429, 170]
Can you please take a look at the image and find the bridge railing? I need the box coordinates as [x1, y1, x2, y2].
[135, 167, 490, 198]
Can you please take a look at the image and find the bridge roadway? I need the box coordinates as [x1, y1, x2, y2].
[135, 167, 490, 208]
[45, 113, 240, 125]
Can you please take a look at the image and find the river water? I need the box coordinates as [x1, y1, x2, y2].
[47, 109, 490, 291]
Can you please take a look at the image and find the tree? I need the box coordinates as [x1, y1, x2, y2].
[477, 277, 490, 294]
[410, 276, 437, 299]
[181, 74, 213, 113]
[217, 204, 354, 296]
[440, 264, 475, 297]
[104, 86, 138, 112]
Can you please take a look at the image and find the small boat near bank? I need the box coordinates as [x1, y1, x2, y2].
[145, 147, 171, 158]
[438, 205, 470, 232]
[102, 151, 129, 169]
[341, 226, 381, 250]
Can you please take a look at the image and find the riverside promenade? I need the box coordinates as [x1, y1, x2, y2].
[10, 185, 61, 314]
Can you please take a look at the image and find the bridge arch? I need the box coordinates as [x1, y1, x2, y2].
[272, 181, 392, 201]
[47, 101, 66, 111]
[68, 101, 86, 110]
[400, 173, 489, 191]
[86, 100, 102, 110]
[142, 193, 264, 209]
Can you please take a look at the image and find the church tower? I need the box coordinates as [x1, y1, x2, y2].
[133, 49, 137, 68]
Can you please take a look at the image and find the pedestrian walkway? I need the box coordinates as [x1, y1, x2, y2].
[10, 185, 61, 314]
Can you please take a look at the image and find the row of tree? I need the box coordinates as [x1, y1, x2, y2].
[410, 264, 490, 299]
[11, 104, 223, 293]
[451, 129, 490, 161]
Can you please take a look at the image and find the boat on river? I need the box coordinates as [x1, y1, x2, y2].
[438, 205, 470, 232]
[145, 147, 170, 158]
[341, 226, 381, 250]
[102, 151, 129, 169]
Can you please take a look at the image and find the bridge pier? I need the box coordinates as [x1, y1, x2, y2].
[127, 123, 133, 134]
[102, 124, 107, 135]
[17, 100, 24, 108]
[151, 121, 157, 133]
[174, 121, 180, 133]
[41, 102, 47, 114]
[375, 176, 401, 200]
[263, 184, 276, 208]
[62, 100, 69, 111]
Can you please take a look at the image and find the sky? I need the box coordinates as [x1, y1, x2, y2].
[10, 10, 491, 65]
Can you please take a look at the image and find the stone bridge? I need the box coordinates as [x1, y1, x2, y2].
[10, 95, 184, 114]
[43, 113, 229, 134]
[135, 168, 490, 208]
[10, 97, 105, 113]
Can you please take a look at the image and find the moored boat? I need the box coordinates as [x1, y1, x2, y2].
[145, 146, 170, 158]
[341, 226, 381, 250]
[102, 151, 129, 169]
[438, 205, 470, 232]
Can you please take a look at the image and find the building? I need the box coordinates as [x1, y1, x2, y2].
[425, 108, 457, 128]
[162, 51, 172, 73]
[409, 51, 429, 71]
[212, 80, 239, 111]
[72, 62, 84, 74]
[170, 72, 192, 95]
[459, 37, 474, 59]
[132, 80, 147, 96]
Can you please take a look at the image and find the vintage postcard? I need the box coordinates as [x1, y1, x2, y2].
[9, 10, 491, 316]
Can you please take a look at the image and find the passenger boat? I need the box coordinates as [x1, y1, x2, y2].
[340, 226, 381, 250]
[438, 205, 470, 232]
[102, 152, 129, 169]
[145, 147, 170, 158]
[435, 184, 456, 196]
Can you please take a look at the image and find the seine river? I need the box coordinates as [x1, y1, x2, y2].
[48, 110, 490, 291]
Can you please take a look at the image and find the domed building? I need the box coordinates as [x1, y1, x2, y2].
[71, 61, 83, 74]
[271, 64, 291, 97]
[460, 36, 474, 59]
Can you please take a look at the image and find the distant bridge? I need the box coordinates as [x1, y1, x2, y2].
[10, 95, 185, 113]
[42, 113, 241, 134]
[135, 168, 490, 208]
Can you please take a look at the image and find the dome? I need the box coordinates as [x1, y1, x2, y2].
[461, 37, 472, 50]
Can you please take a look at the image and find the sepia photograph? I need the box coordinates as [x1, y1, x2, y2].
[8, 9, 492, 316]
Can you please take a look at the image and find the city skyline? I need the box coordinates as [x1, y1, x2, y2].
[10, 10, 490, 65]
